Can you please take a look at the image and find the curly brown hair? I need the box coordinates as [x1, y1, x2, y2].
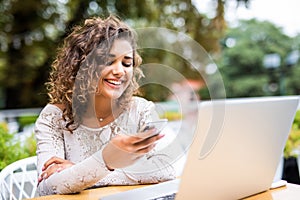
[46, 15, 143, 132]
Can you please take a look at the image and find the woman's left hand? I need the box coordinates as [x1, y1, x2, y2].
[38, 156, 74, 183]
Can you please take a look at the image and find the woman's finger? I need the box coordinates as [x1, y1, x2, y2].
[42, 156, 64, 170]
[108, 132, 163, 158]
[134, 134, 164, 151]
[133, 129, 158, 143]
[40, 163, 61, 182]
[132, 143, 157, 156]
[40, 157, 74, 182]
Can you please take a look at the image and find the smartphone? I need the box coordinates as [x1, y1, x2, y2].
[138, 119, 168, 138]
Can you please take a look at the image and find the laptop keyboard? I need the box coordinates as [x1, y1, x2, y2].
[150, 192, 176, 200]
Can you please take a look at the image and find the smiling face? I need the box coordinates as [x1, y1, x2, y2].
[96, 39, 134, 100]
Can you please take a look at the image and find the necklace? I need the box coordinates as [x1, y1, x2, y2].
[99, 118, 104, 122]
[97, 112, 113, 123]
[97, 116, 108, 122]
[96, 105, 120, 123]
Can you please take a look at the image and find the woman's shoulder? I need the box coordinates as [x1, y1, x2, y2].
[35, 104, 67, 138]
[131, 96, 152, 103]
[37, 104, 65, 123]
[41, 104, 64, 114]
[131, 96, 155, 108]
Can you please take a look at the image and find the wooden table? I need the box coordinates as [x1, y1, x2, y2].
[28, 183, 300, 200]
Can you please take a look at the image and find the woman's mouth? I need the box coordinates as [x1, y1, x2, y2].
[105, 79, 122, 86]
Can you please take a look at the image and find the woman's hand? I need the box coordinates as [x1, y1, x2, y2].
[102, 129, 164, 170]
[38, 156, 74, 183]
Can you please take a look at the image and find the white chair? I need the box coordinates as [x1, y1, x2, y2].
[0, 156, 38, 200]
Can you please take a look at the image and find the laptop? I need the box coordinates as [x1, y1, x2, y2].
[100, 96, 299, 200]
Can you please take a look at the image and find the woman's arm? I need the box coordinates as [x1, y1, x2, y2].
[97, 98, 176, 186]
[35, 105, 111, 195]
[37, 151, 111, 195]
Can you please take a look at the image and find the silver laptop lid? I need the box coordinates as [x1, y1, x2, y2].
[176, 96, 299, 200]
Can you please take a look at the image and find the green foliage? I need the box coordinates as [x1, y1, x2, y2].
[286, 64, 300, 94]
[0, 0, 231, 108]
[23, 132, 37, 156]
[225, 76, 268, 97]
[2, 1, 298, 105]
[294, 110, 300, 128]
[218, 19, 300, 98]
[0, 122, 36, 171]
[284, 110, 300, 158]
[17, 115, 38, 130]
[160, 111, 183, 121]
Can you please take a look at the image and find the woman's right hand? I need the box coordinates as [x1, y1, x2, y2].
[38, 156, 74, 183]
[102, 129, 164, 170]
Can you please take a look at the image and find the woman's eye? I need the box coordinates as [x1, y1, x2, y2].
[122, 62, 133, 67]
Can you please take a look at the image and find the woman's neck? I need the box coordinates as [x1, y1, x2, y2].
[81, 96, 118, 128]
[95, 97, 115, 116]
[94, 96, 122, 126]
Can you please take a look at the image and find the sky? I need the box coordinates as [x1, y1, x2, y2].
[194, 0, 300, 37]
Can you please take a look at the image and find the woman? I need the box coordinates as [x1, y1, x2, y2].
[35, 15, 175, 195]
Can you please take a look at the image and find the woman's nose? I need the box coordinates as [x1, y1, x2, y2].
[112, 61, 125, 76]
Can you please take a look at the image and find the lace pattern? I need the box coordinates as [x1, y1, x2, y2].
[35, 97, 176, 195]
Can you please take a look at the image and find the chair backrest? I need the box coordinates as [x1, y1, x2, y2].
[0, 156, 38, 200]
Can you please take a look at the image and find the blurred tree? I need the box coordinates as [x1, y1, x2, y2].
[0, 0, 73, 108]
[0, 122, 36, 170]
[0, 0, 249, 108]
[286, 35, 300, 94]
[212, 19, 299, 98]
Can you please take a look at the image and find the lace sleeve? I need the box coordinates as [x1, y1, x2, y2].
[96, 98, 176, 186]
[37, 151, 111, 195]
[35, 105, 111, 195]
[35, 104, 65, 175]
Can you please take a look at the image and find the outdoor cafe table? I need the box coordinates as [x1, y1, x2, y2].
[28, 182, 300, 200]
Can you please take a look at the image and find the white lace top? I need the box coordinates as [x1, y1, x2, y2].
[35, 97, 176, 196]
